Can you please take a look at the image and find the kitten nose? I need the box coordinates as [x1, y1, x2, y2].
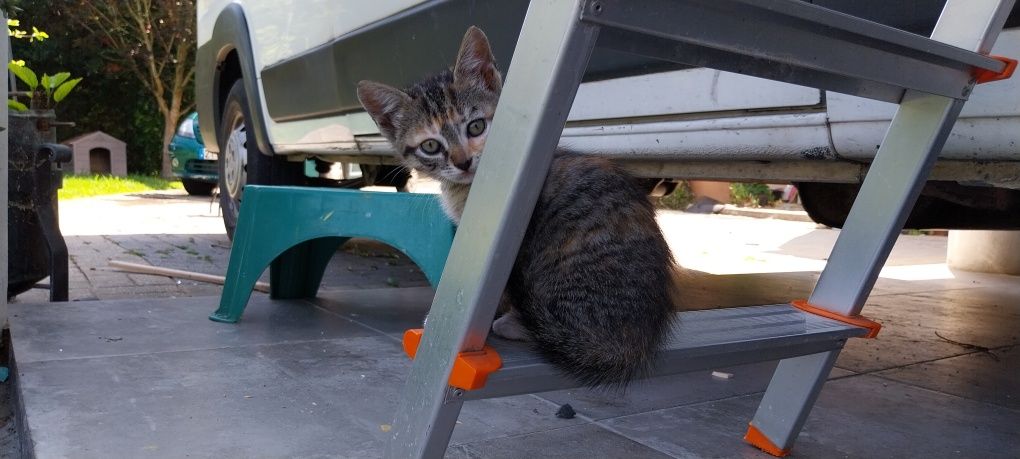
[453, 157, 473, 172]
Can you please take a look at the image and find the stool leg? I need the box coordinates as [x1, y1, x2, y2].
[211, 188, 276, 323]
[270, 237, 347, 299]
[385, 1, 600, 457]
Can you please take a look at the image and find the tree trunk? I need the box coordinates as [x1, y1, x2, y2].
[160, 77, 188, 179]
[160, 115, 176, 178]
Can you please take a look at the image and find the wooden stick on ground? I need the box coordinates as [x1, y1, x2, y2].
[109, 260, 271, 293]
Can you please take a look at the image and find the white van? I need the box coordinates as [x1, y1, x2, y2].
[196, 0, 1020, 235]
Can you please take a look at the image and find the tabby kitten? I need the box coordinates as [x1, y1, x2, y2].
[357, 27, 679, 387]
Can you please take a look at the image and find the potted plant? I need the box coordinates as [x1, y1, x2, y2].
[6, 16, 81, 299]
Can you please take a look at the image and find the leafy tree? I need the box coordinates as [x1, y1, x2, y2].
[12, 0, 170, 174]
[63, 0, 196, 178]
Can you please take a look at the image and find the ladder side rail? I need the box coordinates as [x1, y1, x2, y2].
[749, 1, 1015, 455]
[385, 1, 600, 457]
[809, 0, 1015, 316]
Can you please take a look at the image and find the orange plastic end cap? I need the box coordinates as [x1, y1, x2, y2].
[403, 329, 424, 359]
[401, 328, 503, 391]
[975, 55, 1017, 84]
[791, 300, 881, 338]
[448, 347, 502, 390]
[744, 424, 790, 457]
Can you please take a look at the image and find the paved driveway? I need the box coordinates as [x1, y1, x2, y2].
[15, 188, 951, 304]
[8, 189, 1020, 458]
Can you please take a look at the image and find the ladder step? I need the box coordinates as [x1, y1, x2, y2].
[585, 0, 1009, 103]
[460, 304, 867, 401]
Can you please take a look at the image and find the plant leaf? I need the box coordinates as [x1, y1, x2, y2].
[8, 62, 38, 90]
[53, 78, 82, 102]
[41, 74, 55, 99]
[48, 72, 71, 89]
[31, 26, 48, 42]
[8, 99, 28, 111]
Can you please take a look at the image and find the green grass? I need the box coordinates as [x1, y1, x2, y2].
[59, 174, 183, 200]
[656, 181, 694, 210]
[730, 182, 774, 208]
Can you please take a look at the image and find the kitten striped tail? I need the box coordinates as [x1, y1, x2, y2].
[509, 154, 679, 388]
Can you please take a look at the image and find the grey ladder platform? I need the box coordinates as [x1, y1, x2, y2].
[369, 0, 1017, 457]
[458, 304, 868, 402]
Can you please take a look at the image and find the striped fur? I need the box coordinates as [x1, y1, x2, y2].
[358, 27, 679, 387]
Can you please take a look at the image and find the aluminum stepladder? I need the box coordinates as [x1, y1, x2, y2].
[386, 1, 1018, 457]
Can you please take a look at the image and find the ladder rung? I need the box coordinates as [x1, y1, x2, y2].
[460, 304, 867, 401]
[584, 0, 1008, 103]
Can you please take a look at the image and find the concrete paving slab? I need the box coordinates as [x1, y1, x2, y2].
[604, 375, 1020, 459]
[678, 271, 816, 310]
[311, 286, 433, 337]
[447, 423, 674, 459]
[9, 295, 373, 363]
[451, 394, 592, 446]
[19, 346, 386, 459]
[835, 290, 1020, 373]
[251, 335, 412, 436]
[80, 272, 136, 287]
[677, 268, 994, 311]
[658, 212, 948, 276]
[126, 273, 179, 286]
[875, 345, 1020, 411]
[537, 362, 781, 421]
[537, 364, 857, 422]
[57, 192, 226, 237]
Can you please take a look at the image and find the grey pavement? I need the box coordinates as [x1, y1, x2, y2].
[5, 189, 1019, 457]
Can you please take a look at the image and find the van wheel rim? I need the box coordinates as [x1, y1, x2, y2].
[223, 123, 247, 200]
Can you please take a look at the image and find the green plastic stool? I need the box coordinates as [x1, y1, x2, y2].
[210, 185, 455, 323]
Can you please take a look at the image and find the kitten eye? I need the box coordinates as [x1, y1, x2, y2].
[419, 139, 442, 155]
[467, 119, 487, 137]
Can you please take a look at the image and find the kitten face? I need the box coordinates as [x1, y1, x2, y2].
[357, 26, 502, 185]
[396, 74, 496, 184]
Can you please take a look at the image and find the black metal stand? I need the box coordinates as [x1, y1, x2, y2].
[34, 144, 70, 302]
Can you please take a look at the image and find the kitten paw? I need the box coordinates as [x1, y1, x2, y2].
[492, 312, 530, 341]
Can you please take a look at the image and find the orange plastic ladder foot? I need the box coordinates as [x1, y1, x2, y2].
[402, 329, 502, 391]
[745, 424, 791, 457]
[791, 300, 882, 338]
[975, 55, 1017, 84]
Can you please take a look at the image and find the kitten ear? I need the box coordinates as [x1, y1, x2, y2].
[357, 80, 411, 140]
[454, 26, 502, 93]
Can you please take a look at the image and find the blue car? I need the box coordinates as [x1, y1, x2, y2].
[169, 112, 218, 195]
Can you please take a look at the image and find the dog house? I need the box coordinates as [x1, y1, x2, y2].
[64, 131, 127, 176]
